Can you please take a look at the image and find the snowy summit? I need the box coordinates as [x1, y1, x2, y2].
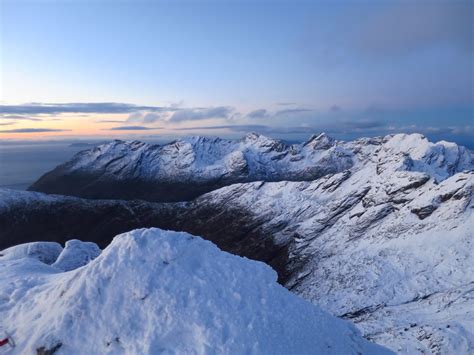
[0, 228, 389, 354]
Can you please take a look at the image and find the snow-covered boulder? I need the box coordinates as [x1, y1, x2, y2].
[0, 241, 62, 264]
[0, 228, 389, 354]
[52, 239, 101, 271]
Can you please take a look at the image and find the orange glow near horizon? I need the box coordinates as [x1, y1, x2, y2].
[0, 113, 160, 140]
[0, 113, 234, 141]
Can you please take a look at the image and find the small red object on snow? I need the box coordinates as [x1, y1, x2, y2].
[0, 338, 9, 346]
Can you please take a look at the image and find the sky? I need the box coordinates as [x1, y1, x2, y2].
[0, 0, 473, 146]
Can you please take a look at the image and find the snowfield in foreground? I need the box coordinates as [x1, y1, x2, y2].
[0, 228, 389, 354]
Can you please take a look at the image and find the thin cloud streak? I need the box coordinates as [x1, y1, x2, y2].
[96, 120, 127, 123]
[0, 114, 42, 121]
[0, 103, 173, 115]
[276, 102, 297, 106]
[168, 106, 234, 123]
[275, 108, 313, 116]
[0, 128, 71, 133]
[247, 109, 268, 119]
[107, 126, 160, 131]
[172, 121, 474, 140]
[173, 124, 316, 134]
[127, 112, 169, 124]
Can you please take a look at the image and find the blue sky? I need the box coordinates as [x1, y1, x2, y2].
[0, 0, 472, 146]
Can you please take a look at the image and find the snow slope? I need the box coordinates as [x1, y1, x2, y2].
[52, 239, 101, 271]
[0, 241, 63, 265]
[0, 228, 389, 354]
[2, 132, 473, 354]
[28, 133, 473, 202]
[185, 136, 474, 353]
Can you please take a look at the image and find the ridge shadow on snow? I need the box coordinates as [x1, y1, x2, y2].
[0, 190, 294, 284]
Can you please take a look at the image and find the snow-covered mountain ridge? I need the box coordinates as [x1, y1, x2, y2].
[192, 171, 473, 353]
[29, 132, 474, 201]
[0, 228, 389, 354]
[2, 132, 473, 353]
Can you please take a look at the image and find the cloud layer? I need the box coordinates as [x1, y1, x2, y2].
[0, 103, 171, 115]
[0, 115, 42, 121]
[168, 106, 234, 123]
[356, 1, 472, 55]
[108, 126, 159, 131]
[1, 101, 471, 150]
[0, 128, 70, 133]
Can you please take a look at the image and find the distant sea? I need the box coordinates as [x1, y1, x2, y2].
[0, 142, 92, 190]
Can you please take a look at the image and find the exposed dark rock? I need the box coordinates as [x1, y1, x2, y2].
[411, 205, 438, 220]
[321, 170, 351, 192]
[386, 174, 430, 195]
[36, 342, 62, 355]
[29, 170, 243, 203]
[0, 194, 293, 284]
[350, 204, 395, 238]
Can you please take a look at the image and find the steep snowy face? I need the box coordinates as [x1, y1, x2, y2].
[371, 133, 473, 181]
[0, 228, 389, 355]
[28, 132, 473, 202]
[191, 168, 473, 353]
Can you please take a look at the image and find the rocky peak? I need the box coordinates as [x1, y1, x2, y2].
[241, 132, 287, 152]
[182, 135, 223, 145]
[243, 132, 261, 141]
[303, 132, 335, 150]
[377, 133, 474, 182]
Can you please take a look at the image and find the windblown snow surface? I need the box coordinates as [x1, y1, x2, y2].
[0, 228, 389, 354]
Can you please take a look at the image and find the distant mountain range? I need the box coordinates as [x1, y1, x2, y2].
[29, 132, 473, 203]
[1, 132, 473, 353]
